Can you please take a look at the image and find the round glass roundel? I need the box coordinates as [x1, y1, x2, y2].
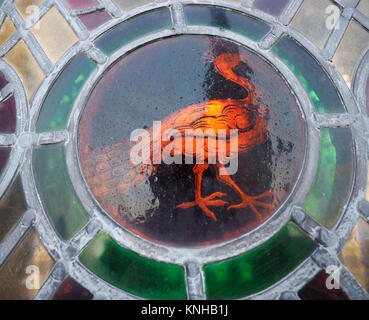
[78, 35, 305, 246]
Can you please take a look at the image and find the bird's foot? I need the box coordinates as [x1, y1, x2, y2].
[176, 192, 228, 221]
[227, 190, 275, 221]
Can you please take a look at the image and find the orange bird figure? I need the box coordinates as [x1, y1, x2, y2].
[82, 52, 274, 222]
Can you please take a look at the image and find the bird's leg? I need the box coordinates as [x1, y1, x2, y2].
[215, 164, 274, 221]
[176, 163, 228, 221]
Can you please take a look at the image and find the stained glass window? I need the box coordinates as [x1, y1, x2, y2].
[0, 0, 369, 301]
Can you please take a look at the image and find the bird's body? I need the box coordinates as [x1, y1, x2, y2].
[82, 52, 274, 222]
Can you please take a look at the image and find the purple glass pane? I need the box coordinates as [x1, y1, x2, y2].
[254, 0, 291, 17]
[0, 73, 7, 90]
[0, 96, 16, 134]
[65, 0, 99, 10]
[366, 76, 369, 115]
[79, 10, 111, 31]
[0, 148, 11, 176]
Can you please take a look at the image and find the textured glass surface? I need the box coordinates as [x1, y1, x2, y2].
[32, 7, 78, 64]
[272, 36, 345, 114]
[4, 40, 44, 99]
[80, 232, 187, 299]
[203, 222, 316, 299]
[253, 0, 290, 17]
[0, 228, 54, 300]
[304, 128, 354, 229]
[113, 0, 154, 11]
[333, 20, 369, 88]
[33, 144, 89, 240]
[36, 53, 96, 132]
[0, 17, 16, 47]
[291, 0, 334, 49]
[358, 0, 369, 18]
[14, 0, 45, 20]
[340, 217, 369, 293]
[0, 176, 27, 243]
[52, 277, 93, 300]
[184, 5, 271, 42]
[79, 35, 305, 247]
[95, 8, 172, 55]
[366, 76, 369, 115]
[0, 96, 16, 134]
[0, 147, 10, 177]
[298, 270, 349, 300]
[65, 0, 99, 10]
[79, 10, 111, 31]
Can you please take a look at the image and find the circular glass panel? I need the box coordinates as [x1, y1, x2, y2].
[78, 35, 305, 246]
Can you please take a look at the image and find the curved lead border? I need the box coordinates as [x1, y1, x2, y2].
[0, 59, 28, 199]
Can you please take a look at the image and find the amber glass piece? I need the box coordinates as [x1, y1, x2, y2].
[298, 270, 349, 300]
[0, 228, 54, 300]
[52, 277, 93, 300]
[339, 217, 369, 293]
[32, 7, 78, 64]
[113, 0, 153, 11]
[0, 16, 16, 47]
[80, 232, 187, 299]
[0, 176, 27, 243]
[358, 0, 369, 18]
[291, 0, 335, 49]
[254, 0, 290, 17]
[14, 0, 45, 20]
[333, 20, 369, 88]
[4, 40, 44, 99]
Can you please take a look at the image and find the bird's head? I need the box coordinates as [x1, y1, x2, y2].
[202, 51, 240, 69]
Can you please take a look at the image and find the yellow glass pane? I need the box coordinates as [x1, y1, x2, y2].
[0, 17, 16, 47]
[0, 228, 54, 299]
[339, 217, 369, 292]
[32, 6, 78, 64]
[358, 0, 369, 18]
[0, 176, 27, 243]
[366, 161, 369, 201]
[333, 20, 369, 88]
[113, 0, 154, 11]
[14, 0, 45, 20]
[291, 0, 336, 49]
[4, 40, 44, 99]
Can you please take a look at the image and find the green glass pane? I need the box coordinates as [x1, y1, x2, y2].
[36, 53, 96, 132]
[272, 36, 345, 114]
[95, 8, 172, 55]
[304, 128, 354, 228]
[79, 232, 187, 300]
[184, 5, 271, 42]
[203, 222, 316, 299]
[0, 176, 27, 243]
[33, 144, 89, 240]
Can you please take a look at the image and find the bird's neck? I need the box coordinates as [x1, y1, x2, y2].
[216, 65, 255, 105]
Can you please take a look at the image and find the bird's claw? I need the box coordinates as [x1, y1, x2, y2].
[176, 192, 228, 221]
[227, 190, 275, 221]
